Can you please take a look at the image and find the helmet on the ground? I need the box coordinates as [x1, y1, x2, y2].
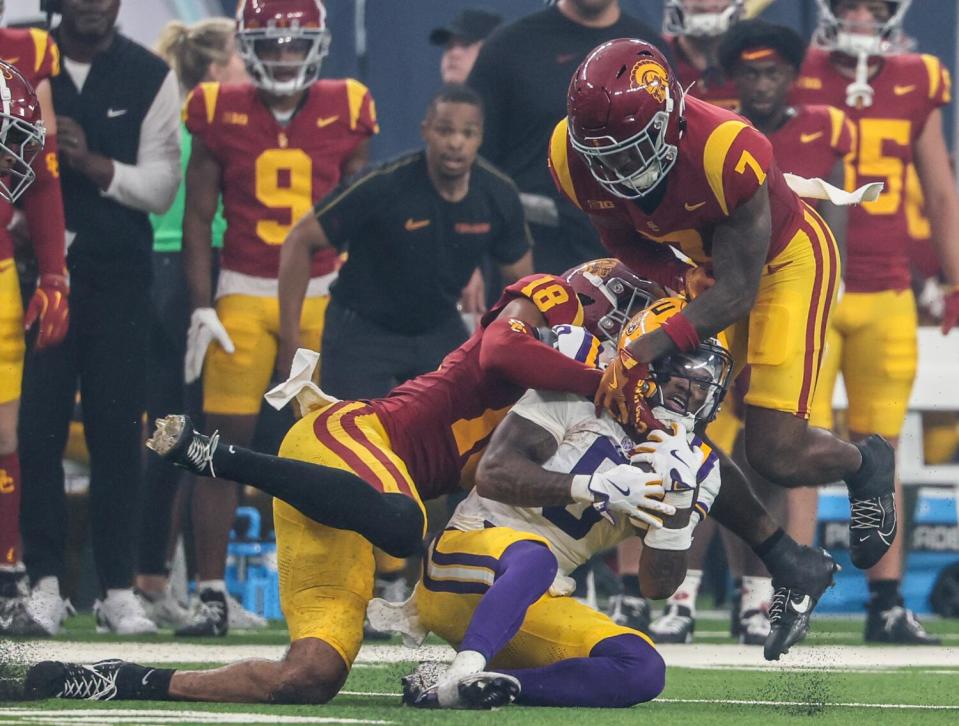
[567, 39, 685, 199]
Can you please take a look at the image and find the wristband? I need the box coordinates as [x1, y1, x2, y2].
[660, 313, 700, 353]
[570, 475, 593, 504]
[644, 520, 695, 551]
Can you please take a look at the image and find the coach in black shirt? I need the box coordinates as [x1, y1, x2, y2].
[467, 0, 667, 274]
[277, 84, 532, 399]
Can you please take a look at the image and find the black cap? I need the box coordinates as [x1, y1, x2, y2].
[429, 7, 502, 46]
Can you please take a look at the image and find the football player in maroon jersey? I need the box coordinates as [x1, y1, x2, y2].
[179, 0, 377, 636]
[0, 14, 69, 636]
[552, 38, 894, 659]
[0, 55, 68, 635]
[791, 0, 959, 644]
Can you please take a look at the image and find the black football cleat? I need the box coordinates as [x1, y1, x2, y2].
[454, 672, 521, 709]
[25, 660, 125, 701]
[764, 547, 839, 661]
[845, 435, 897, 570]
[865, 605, 942, 645]
[607, 594, 651, 633]
[147, 415, 220, 478]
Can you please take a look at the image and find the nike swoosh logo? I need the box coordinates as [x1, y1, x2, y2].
[316, 115, 339, 128]
[404, 218, 430, 231]
[609, 482, 631, 496]
[106, 108, 127, 118]
[800, 132, 823, 143]
[670, 450, 686, 464]
[894, 85, 915, 96]
[766, 260, 793, 274]
[142, 669, 155, 686]
[790, 594, 812, 614]
[684, 201, 706, 212]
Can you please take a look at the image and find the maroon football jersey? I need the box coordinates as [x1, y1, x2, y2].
[369, 274, 585, 499]
[549, 95, 806, 272]
[0, 28, 60, 263]
[769, 104, 854, 181]
[668, 35, 741, 111]
[792, 48, 951, 292]
[184, 79, 377, 279]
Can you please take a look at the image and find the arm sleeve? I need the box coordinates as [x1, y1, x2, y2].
[508, 389, 580, 445]
[102, 69, 181, 214]
[490, 174, 533, 265]
[312, 169, 382, 252]
[22, 133, 66, 276]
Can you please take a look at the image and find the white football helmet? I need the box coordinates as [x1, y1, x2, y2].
[813, 0, 912, 56]
[663, 0, 745, 38]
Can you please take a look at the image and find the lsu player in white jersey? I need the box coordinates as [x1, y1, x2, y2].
[378, 298, 730, 709]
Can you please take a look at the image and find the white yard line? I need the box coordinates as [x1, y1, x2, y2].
[657, 698, 959, 711]
[0, 709, 392, 724]
[8, 641, 959, 671]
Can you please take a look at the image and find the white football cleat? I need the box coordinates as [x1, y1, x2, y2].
[226, 593, 268, 630]
[136, 587, 191, 630]
[94, 589, 158, 635]
[24, 577, 73, 636]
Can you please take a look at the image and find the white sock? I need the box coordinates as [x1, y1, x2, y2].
[105, 587, 133, 601]
[668, 569, 702, 616]
[438, 650, 487, 707]
[740, 576, 773, 615]
[34, 576, 60, 596]
[197, 579, 227, 594]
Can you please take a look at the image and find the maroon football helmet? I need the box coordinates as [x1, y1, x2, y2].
[236, 0, 331, 95]
[0, 60, 45, 204]
[563, 258, 666, 344]
[567, 39, 686, 199]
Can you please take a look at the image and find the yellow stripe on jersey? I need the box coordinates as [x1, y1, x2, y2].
[199, 82, 220, 125]
[827, 106, 845, 149]
[549, 118, 582, 211]
[345, 78, 372, 131]
[703, 120, 748, 216]
[28, 28, 45, 74]
[451, 406, 511, 457]
[921, 54, 943, 101]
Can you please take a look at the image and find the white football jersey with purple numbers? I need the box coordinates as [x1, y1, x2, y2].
[449, 389, 643, 576]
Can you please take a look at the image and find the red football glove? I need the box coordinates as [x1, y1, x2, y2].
[24, 274, 70, 349]
[942, 286, 959, 335]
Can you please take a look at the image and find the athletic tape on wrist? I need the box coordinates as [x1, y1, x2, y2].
[644, 520, 695, 551]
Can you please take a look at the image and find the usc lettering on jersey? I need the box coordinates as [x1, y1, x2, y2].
[0, 27, 60, 263]
[792, 49, 951, 293]
[549, 95, 804, 267]
[770, 104, 854, 181]
[369, 274, 584, 499]
[668, 36, 741, 112]
[183, 79, 377, 279]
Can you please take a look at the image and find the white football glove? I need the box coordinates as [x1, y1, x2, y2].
[630, 422, 704, 510]
[184, 307, 235, 384]
[571, 464, 674, 529]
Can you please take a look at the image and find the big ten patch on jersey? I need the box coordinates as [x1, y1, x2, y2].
[183, 79, 377, 278]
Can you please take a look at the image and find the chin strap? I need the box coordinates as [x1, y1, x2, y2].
[845, 51, 875, 108]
